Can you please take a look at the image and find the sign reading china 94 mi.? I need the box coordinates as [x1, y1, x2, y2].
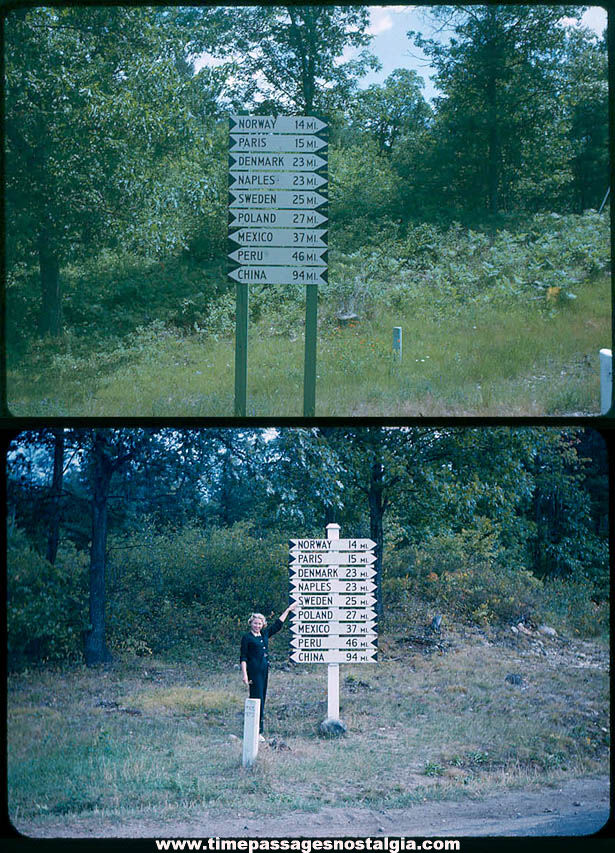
[289, 537, 378, 664]
[228, 116, 328, 288]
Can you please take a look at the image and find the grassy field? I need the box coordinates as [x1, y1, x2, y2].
[6, 273, 610, 416]
[8, 621, 609, 835]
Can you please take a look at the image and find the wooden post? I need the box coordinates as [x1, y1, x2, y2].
[326, 522, 340, 721]
[303, 283, 318, 417]
[242, 698, 260, 767]
[235, 284, 249, 417]
[393, 326, 402, 362]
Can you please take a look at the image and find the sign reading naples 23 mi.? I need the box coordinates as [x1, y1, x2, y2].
[289, 538, 378, 663]
[228, 116, 328, 286]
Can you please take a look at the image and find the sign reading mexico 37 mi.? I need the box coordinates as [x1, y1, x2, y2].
[228, 116, 328, 287]
[289, 537, 378, 663]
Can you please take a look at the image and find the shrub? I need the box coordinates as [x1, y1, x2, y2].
[7, 528, 87, 669]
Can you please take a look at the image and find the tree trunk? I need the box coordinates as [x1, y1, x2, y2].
[84, 432, 114, 666]
[368, 461, 385, 620]
[45, 428, 64, 565]
[485, 8, 501, 216]
[38, 228, 62, 337]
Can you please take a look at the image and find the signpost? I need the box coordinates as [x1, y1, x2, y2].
[228, 115, 328, 416]
[289, 524, 377, 724]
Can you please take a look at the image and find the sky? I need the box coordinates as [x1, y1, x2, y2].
[195, 5, 608, 105]
[353, 5, 608, 102]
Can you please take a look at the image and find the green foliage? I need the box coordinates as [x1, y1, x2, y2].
[7, 528, 87, 669]
[107, 523, 289, 655]
[538, 577, 609, 638]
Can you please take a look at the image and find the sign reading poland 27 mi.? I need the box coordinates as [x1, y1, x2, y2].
[228, 116, 328, 287]
[289, 537, 378, 663]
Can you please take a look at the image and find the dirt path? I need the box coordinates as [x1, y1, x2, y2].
[14, 776, 610, 838]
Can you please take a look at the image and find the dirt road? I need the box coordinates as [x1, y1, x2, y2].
[13, 776, 610, 838]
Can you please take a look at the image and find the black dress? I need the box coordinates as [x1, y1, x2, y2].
[240, 618, 283, 733]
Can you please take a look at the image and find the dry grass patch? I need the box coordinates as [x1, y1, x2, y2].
[125, 686, 242, 715]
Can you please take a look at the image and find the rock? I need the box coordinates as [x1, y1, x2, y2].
[510, 626, 518, 634]
[319, 718, 347, 738]
[269, 738, 291, 751]
[505, 673, 524, 686]
[229, 734, 240, 742]
[539, 625, 558, 637]
[517, 623, 532, 636]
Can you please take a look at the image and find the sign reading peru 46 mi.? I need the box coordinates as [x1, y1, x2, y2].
[289, 536, 378, 664]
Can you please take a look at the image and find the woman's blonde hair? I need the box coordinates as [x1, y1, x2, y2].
[248, 612, 267, 628]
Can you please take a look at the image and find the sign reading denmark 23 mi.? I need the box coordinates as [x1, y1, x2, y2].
[289, 538, 378, 663]
[228, 116, 328, 287]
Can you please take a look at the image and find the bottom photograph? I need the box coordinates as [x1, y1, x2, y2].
[6, 426, 610, 838]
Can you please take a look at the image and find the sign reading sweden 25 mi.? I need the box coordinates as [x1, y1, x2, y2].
[289, 537, 378, 664]
[228, 116, 328, 288]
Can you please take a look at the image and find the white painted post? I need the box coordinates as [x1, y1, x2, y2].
[599, 349, 612, 414]
[242, 698, 260, 768]
[326, 523, 341, 721]
[393, 327, 402, 362]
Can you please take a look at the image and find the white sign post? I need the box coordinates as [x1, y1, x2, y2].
[289, 523, 378, 730]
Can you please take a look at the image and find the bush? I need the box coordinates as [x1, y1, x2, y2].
[7, 528, 87, 669]
[107, 522, 289, 656]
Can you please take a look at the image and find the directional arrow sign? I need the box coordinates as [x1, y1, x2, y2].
[291, 578, 376, 594]
[229, 266, 327, 285]
[230, 134, 328, 153]
[293, 609, 377, 625]
[290, 589, 377, 605]
[230, 153, 327, 172]
[229, 210, 328, 228]
[291, 649, 377, 664]
[229, 246, 327, 266]
[229, 172, 327, 191]
[291, 635, 377, 650]
[229, 229, 328, 248]
[290, 551, 376, 566]
[230, 116, 328, 134]
[291, 621, 377, 635]
[290, 538, 377, 551]
[290, 566, 376, 580]
[229, 190, 327, 209]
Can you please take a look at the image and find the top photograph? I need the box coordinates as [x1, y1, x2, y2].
[4, 4, 611, 417]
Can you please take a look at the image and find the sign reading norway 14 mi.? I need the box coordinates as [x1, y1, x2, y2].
[289, 536, 378, 664]
[228, 115, 328, 288]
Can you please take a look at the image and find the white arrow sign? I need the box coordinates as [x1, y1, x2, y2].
[291, 649, 377, 664]
[290, 538, 377, 551]
[291, 590, 377, 607]
[229, 246, 327, 266]
[229, 266, 327, 285]
[230, 134, 328, 153]
[229, 210, 328, 228]
[229, 229, 328, 248]
[229, 190, 327, 209]
[291, 621, 377, 635]
[290, 566, 376, 580]
[230, 116, 328, 134]
[291, 635, 377, 650]
[230, 153, 327, 171]
[291, 579, 376, 594]
[290, 551, 376, 566]
[229, 172, 327, 191]
[293, 609, 377, 624]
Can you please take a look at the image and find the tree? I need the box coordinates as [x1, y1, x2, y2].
[5, 7, 216, 336]
[349, 69, 432, 154]
[410, 5, 583, 217]
[210, 5, 379, 113]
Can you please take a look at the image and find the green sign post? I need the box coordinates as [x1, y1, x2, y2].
[228, 116, 328, 417]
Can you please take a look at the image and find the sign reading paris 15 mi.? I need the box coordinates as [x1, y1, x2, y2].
[228, 116, 328, 288]
[289, 537, 378, 664]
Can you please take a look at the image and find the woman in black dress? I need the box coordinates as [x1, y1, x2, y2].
[240, 603, 297, 740]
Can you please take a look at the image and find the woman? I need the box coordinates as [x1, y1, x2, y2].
[240, 602, 297, 741]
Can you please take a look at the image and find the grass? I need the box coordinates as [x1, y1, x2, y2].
[8, 626, 609, 833]
[6, 273, 610, 416]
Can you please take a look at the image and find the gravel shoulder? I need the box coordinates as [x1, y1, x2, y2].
[13, 775, 610, 838]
